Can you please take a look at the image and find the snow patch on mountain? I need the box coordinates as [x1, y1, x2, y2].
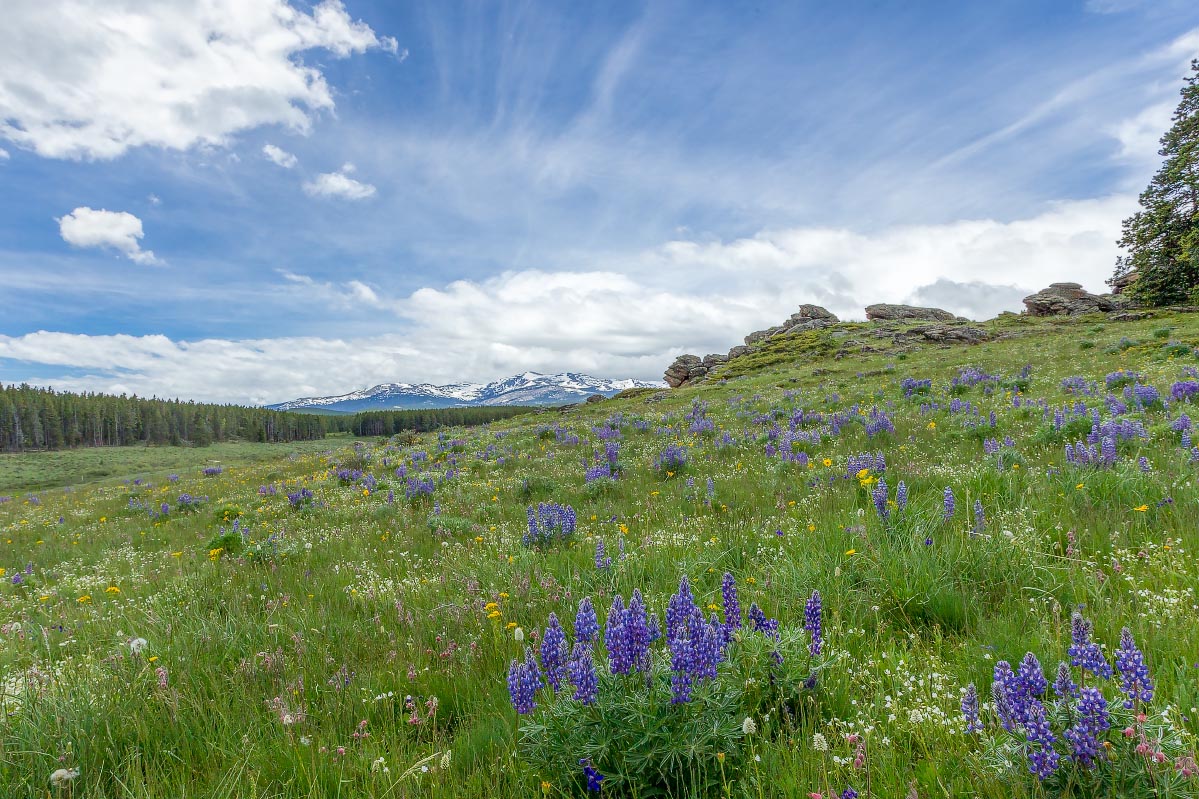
[268, 372, 662, 412]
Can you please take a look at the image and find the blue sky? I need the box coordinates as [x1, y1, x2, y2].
[1, 0, 1197, 404]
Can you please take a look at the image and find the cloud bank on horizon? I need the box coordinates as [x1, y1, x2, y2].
[0, 0, 1197, 405]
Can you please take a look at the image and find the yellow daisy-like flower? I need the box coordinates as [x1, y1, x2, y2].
[927, 421, 936, 430]
[845, 549, 857, 556]
[1133, 504, 1149, 512]
[105, 586, 120, 594]
[822, 458, 833, 467]
[77, 595, 91, 603]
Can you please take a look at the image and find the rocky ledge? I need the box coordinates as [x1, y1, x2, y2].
[664, 305, 839, 388]
[865, 303, 959, 322]
[1022, 282, 1118, 316]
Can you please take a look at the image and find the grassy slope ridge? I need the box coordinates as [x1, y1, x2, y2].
[1, 312, 1198, 797]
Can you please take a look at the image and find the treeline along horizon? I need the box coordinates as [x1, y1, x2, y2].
[0, 383, 540, 452]
[348, 405, 534, 437]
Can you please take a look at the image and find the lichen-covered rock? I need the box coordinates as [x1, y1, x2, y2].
[865, 304, 957, 322]
[1022, 283, 1115, 316]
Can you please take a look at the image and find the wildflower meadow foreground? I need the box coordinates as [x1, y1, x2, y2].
[3, 312, 1199, 798]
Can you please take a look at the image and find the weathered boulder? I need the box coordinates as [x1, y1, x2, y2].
[702, 353, 728, 368]
[726, 345, 752, 359]
[585, 393, 606, 404]
[865, 304, 957, 322]
[910, 325, 989, 344]
[1022, 283, 1115, 316]
[664, 354, 699, 388]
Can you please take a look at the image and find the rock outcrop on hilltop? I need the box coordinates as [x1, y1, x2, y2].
[662, 284, 1143, 389]
[664, 305, 839, 387]
[743, 304, 838, 345]
[1022, 283, 1117, 316]
[865, 304, 958, 322]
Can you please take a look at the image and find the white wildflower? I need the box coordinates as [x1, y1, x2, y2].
[813, 732, 828, 751]
[514, 627, 524, 642]
[129, 637, 148, 655]
[742, 716, 757, 736]
[49, 768, 79, 788]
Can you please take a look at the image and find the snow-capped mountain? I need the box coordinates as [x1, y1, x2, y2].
[267, 372, 662, 413]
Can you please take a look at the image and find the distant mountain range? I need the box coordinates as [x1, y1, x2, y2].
[267, 371, 663, 413]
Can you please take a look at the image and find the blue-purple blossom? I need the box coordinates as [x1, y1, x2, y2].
[575, 597, 599, 645]
[1063, 687, 1109, 769]
[1052, 661, 1078, 700]
[1172, 381, 1199, 403]
[804, 591, 823, 656]
[605, 595, 633, 675]
[747, 603, 779, 640]
[568, 643, 598, 705]
[540, 613, 569, 693]
[962, 683, 981, 733]
[580, 759, 605, 792]
[507, 650, 543, 714]
[972, 500, 985, 535]
[1067, 612, 1112, 680]
[594, 539, 611, 570]
[943, 487, 955, 520]
[721, 572, 741, 631]
[654, 443, 688, 473]
[895, 481, 908, 512]
[1024, 701, 1060, 781]
[872, 478, 889, 521]
[524, 502, 577, 547]
[1114, 627, 1154, 709]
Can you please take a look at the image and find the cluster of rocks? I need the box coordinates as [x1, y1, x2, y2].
[664, 305, 840, 387]
[1022, 282, 1118, 316]
[662, 283, 1133, 389]
[742, 304, 839, 345]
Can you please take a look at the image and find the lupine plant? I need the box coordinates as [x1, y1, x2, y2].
[964, 613, 1196, 796]
[509, 574, 826, 797]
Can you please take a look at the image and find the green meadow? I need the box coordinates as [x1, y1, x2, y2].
[2, 312, 1198, 798]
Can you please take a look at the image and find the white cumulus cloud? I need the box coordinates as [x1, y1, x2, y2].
[0, 0, 396, 160]
[262, 143, 299, 168]
[6, 193, 1139, 404]
[303, 163, 377, 199]
[57, 207, 159, 265]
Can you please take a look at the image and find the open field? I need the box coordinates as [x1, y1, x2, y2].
[0, 436, 355, 494]
[2, 313, 1199, 797]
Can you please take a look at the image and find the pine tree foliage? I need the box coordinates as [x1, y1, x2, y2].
[0, 383, 329, 452]
[1113, 59, 1199, 305]
[0, 383, 543, 452]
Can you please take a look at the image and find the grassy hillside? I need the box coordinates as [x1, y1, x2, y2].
[2, 312, 1199, 798]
